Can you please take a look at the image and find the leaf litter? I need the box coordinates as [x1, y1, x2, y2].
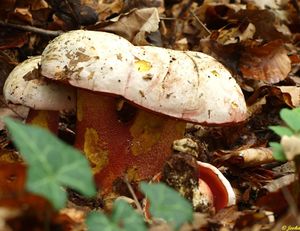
[0, 0, 300, 230]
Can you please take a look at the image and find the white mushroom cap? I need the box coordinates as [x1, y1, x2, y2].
[41, 30, 247, 124]
[128, 46, 247, 124]
[41, 30, 135, 95]
[3, 56, 76, 111]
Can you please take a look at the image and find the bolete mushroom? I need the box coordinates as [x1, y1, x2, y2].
[40, 30, 247, 194]
[3, 56, 76, 133]
[196, 161, 235, 212]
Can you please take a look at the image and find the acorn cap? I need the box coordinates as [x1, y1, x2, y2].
[3, 56, 76, 111]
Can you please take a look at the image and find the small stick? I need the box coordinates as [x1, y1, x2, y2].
[189, 9, 211, 36]
[0, 20, 63, 37]
[124, 177, 143, 213]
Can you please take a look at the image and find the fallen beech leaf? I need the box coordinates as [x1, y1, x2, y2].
[216, 23, 256, 45]
[14, 8, 33, 24]
[123, 0, 164, 13]
[281, 135, 300, 160]
[240, 40, 291, 83]
[211, 206, 243, 229]
[31, 0, 49, 10]
[100, 8, 160, 45]
[0, 30, 28, 49]
[231, 9, 289, 41]
[277, 86, 300, 107]
[216, 148, 275, 167]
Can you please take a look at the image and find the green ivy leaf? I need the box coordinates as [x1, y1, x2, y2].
[280, 108, 300, 132]
[112, 200, 147, 231]
[140, 182, 193, 230]
[269, 126, 293, 137]
[86, 200, 146, 231]
[4, 117, 96, 210]
[86, 212, 122, 231]
[269, 142, 287, 162]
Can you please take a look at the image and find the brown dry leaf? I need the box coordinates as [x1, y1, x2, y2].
[233, 209, 275, 230]
[0, 30, 28, 49]
[256, 179, 299, 216]
[88, 0, 124, 21]
[215, 147, 275, 167]
[30, 0, 48, 10]
[281, 135, 300, 160]
[240, 40, 291, 83]
[13, 7, 33, 24]
[249, 0, 290, 22]
[231, 9, 290, 41]
[122, 0, 165, 13]
[276, 86, 300, 107]
[100, 8, 160, 45]
[215, 22, 256, 45]
[210, 206, 243, 229]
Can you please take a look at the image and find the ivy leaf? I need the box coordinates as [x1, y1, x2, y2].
[280, 108, 300, 132]
[86, 212, 122, 231]
[112, 200, 147, 231]
[4, 117, 96, 210]
[269, 126, 293, 137]
[86, 200, 146, 231]
[140, 182, 193, 230]
[269, 142, 287, 162]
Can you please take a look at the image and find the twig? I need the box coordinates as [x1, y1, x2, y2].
[0, 20, 63, 37]
[189, 9, 211, 37]
[124, 177, 143, 213]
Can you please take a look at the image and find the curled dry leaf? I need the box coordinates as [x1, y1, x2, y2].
[281, 135, 300, 160]
[239, 40, 291, 83]
[99, 7, 160, 45]
[215, 22, 256, 45]
[276, 86, 300, 107]
[13, 8, 33, 24]
[215, 147, 275, 167]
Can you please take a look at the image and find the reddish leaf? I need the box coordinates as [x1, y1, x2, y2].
[240, 40, 291, 83]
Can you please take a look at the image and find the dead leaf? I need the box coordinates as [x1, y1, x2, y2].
[13, 8, 33, 24]
[216, 22, 256, 45]
[281, 135, 300, 160]
[122, 0, 165, 14]
[100, 7, 160, 45]
[215, 148, 275, 167]
[240, 40, 291, 83]
[0, 30, 28, 49]
[276, 86, 300, 107]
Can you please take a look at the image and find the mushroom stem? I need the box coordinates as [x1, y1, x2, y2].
[26, 109, 60, 134]
[75, 89, 186, 194]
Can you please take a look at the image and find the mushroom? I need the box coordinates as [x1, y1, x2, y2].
[3, 56, 76, 133]
[171, 138, 236, 212]
[40, 30, 247, 194]
[196, 161, 236, 212]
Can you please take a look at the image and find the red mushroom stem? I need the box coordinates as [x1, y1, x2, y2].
[75, 89, 186, 195]
[25, 110, 60, 134]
